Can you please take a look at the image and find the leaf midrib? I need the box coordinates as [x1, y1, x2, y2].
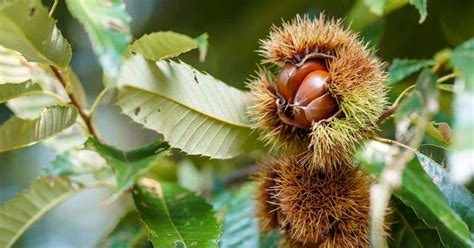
[155, 183, 185, 244]
[0, 181, 75, 247]
[122, 86, 250, 129]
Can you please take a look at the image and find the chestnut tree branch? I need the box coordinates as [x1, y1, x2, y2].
[376, 84, 416, 124]
[50, 65, 99, 139]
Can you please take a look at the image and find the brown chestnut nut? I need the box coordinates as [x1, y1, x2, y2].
[276, 60, 338, 129]
[277, 60, 326, 103]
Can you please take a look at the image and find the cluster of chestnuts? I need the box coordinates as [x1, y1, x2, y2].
[276, 60, 338, 129]
[248, 15, 389, 247]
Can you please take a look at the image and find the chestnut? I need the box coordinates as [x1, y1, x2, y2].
[276, 60, 338, 128]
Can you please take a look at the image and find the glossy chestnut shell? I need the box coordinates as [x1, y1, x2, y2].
[276, 60, 338, 129]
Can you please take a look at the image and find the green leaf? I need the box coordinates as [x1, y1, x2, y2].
[117, 55, 251, 159]
[408, 0, 428, 23]
[0, 46, 34, 83]
[212, 183, 259, 248]
[388, 59, 435, 85]
[449, 38, 474, 183]
[364, 0, 385, 16]
[65, 0, 132, 82]
[195, 33, 209, 62]
[419, 144, 447, 165]
[357, 142, 473, 247]
[97, 211, 148, 248]
[0, 46, 81, 119]
[395, 69, 438, 145]
[394, 161, 472, 247]
[84, 138, 169, 201]
[128, 31, 200, 61]
[133, 178, 221, 248]
[390, 202, 444, 248]
[0, 104, 77, 152]
[0, 80, 42, 103]
[43, 150, 110, 181]
[424, 121, 452, 145]
[0, 0, 71, 68]
[416, 152, 474, 232]
[0, 177, 76, 247]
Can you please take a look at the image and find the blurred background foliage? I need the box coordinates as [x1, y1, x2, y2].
[1, 0, 473, 247]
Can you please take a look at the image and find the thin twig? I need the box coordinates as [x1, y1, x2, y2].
[370, 135, 416, 152]
[50, 65, 99, 139]
[376, 84, 416, 124]
[49, 0, 59, 17]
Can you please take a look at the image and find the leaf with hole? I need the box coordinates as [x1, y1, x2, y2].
[0, 177, 76, 247]
[0, 80, 42, 103]
[133, 178, 221, 248]
[0, 0, 71, 67]
[84, 138, 170, 202]
[128, 31, 203, 61]
[65, 0, 132, 82]
[117, 55, 251, 159]
[0, 104, 77, 152]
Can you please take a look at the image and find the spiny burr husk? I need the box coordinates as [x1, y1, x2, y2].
[254, 155, 388, 248]
[247, 14, 388, 171]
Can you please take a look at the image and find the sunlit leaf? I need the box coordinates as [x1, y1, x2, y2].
[408, 0, 428, 23]
[65, 0, 132, 82]
[0, 80, 42, 103]
[0, 46, 81, 118]
[357, 142, 473, 247]
[449, 38, 474, 183]
[437, 84, 455, 93]
[133, 178, 221, 248]
[43, 150, 110, 181]
[43, 125, 87, 153]
[128, 31, 200, 61]
[0, 177, 77, 247]
[0, 0, 71, 67]
[84, 138, 169, 201]
[388, 59, 435, 85]
[6, 94, 62, 119]
[424, 121, 452, 145]
[98, 211, 148, 248]
[117, 55, 251, 159]
[0, 105, 77, 152]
